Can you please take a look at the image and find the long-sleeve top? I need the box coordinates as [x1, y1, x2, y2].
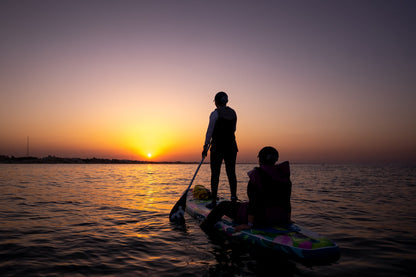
[204, 109, 219, 146]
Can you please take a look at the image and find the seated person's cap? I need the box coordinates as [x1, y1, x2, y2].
[258, 146, 279, 165]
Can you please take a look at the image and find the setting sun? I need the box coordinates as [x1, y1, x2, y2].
[147, 153, 152, 158]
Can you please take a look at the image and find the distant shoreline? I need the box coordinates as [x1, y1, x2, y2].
[1, 155, 412, 165]
[0, 155, 197, 164]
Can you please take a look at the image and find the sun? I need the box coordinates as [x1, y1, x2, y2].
[147, 153, 152, 158]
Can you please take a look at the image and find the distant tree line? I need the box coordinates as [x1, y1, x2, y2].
[0, 155, 191, 164]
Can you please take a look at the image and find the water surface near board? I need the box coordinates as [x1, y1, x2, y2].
[1, 163, 415, 276]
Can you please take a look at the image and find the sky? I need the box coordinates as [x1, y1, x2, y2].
[1, 0, 415, 164]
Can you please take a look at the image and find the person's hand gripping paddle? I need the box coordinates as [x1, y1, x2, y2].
[169, 145, 210, 222]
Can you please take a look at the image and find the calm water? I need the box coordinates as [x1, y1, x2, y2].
[1, 163, 415, 276]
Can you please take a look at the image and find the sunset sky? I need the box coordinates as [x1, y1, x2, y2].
[1, 0, 415, 163]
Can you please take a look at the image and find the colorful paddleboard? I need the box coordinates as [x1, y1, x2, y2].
[186, 188, 340, 263]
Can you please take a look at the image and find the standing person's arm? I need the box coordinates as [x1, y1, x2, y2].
[202, 110, 218, 156]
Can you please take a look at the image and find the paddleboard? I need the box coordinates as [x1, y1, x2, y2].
[186, 188, 340, 263]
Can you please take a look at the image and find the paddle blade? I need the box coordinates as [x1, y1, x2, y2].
[169, 191, 187, 222]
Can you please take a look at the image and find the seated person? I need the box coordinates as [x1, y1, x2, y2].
[200, 146, 292, 232]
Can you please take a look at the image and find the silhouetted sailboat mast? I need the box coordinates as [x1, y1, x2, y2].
[27, 136, 29, 157]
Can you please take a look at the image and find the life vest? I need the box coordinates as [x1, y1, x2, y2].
[257, 167, 291, 212]
[211, 107, 237, 152]
[248, 163, 292, 226]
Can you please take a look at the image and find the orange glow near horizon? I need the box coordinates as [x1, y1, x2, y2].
[122, 125, 170, 160]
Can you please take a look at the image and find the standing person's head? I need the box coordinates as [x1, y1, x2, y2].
[214, 91, 228, 107]
[258, 146, 279, 165]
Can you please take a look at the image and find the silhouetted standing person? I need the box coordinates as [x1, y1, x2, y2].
[202, 91, 238, 209]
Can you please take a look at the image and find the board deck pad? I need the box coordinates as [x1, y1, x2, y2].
[186, 188, 340, 263]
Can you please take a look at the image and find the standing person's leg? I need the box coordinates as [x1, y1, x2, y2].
[224, 150, 238, 201]
[208, 150, 223, 208]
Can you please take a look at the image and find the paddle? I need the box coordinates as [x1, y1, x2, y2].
[169, 147, 209, 222]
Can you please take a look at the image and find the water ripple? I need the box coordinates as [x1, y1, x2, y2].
[0, 164, 415, 276]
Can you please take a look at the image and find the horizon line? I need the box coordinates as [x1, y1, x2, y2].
[1, 155, 414, 166]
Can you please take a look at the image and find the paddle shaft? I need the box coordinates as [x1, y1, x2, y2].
[183, 143, 210, 195]
[169, 144, 210, 221]
[184, 155, 205, 193]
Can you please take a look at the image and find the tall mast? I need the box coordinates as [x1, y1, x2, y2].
[27, 136, 29, 157]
